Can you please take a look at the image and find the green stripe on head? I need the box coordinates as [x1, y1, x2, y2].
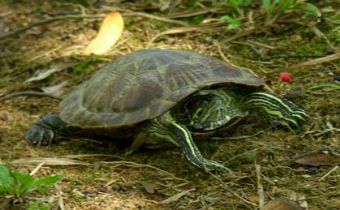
[243, 92, 308, 128]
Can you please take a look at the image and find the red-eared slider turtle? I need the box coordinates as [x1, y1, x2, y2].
[26, 49, 308, 172]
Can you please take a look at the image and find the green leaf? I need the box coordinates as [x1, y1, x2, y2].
[0, 165, 14, 193]
[305, 3, 321, 17]
[220, 15, 242, 30]
[28, 198, 49, 210]
[11, 172, 34, 196]
[229, 0, 240, 10]
[245, 151, 257, 161]
[262, 0, 271, 10]
[35, 187, 49, 194]
[308, 83, 340, 90]
[33, 175, 62, 187]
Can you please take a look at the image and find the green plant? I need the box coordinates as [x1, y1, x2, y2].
[219, 0, 252, 30]
[28, 198, 50, 210]
[221, 15, 242, 30]
[262, 0, 321, 24]
[228, 0, 253, 17]
[0, 164, 62, 208]
[221, 0, 321, 29]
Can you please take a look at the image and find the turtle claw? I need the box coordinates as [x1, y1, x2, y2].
[201, 160, 230, 173]
[26, 124, 55, 146]
[26, 114, 68, 146]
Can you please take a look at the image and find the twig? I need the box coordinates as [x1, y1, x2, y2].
[278, 53, 340, 71]
[124, 12, 188, 26]
[216, 43, 231, 63]
[149, 26, 203, 45]
[159, 188, 195, 204]
[12, 157, 91, 166]
[255, 163, 264, 208]
[29, 162, 45, 176]
[308, 24, 337, 52]
[101, 160, 188, 182]
[318, 166, 339, 181]
[55, 184, 65, 210]
[303, 128, 340, 137]
[223, 26, 257, 43]
[166, 8, 222, 18]
[0, 90, 61, 102]
[209, 172, 257, 208]
[213, 131, 264, 141]
[232, 40, 277, 50]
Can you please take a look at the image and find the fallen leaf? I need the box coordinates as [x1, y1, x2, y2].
[261, 198, 303, 210]
[141, 182, 157, 194]
[41, 81, 68, 97]
[12, 157, 91, 166]
[248, 194, 259, 203]
[82, 12, 124, 55]
[294, 149, 335, 166]
[25, 64, 69, 83]
[160, 189, 194, 204]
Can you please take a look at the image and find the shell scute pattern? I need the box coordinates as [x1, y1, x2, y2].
[59, 49, 264, 128]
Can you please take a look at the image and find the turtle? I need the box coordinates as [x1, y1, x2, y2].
[26, 49, 308, 172]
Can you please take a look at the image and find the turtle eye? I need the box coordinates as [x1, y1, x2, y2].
[186, 100, 200, 110]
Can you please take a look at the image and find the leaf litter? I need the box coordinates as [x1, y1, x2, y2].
[0, 1, 339, 209]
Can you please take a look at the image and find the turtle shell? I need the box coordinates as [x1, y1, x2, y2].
[59, 49, 264, 128]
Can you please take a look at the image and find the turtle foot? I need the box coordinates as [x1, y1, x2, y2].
[26, 124, 55, 146]
[201, 159, 230, 173]
[26, 114, 66, 146]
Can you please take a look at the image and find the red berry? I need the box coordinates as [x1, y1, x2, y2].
[280, 72, 292, 82]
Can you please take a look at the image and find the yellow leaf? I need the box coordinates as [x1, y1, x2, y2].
[82, 12, 124, 55]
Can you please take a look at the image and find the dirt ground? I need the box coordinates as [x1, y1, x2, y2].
[0, 1, 339, 210]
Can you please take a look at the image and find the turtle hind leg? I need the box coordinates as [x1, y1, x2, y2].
[26, 114, 69, 146]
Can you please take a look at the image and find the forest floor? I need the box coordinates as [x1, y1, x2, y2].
[0, 1, 339, 210]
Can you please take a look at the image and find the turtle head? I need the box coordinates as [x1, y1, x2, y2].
[243, 92, 308, 128]
[179, 89, 247, 131]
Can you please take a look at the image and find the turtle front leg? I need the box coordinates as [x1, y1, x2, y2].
[26, 114, 69, 146]
[146, 112, 228, 172]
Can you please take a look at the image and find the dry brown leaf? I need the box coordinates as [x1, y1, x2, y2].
[82, 12, 124, 55]
[141, 182, 157, 194]
[25, 64, 69, 83]
[41, 81, 68, 97]
[294, 149, 335, 167]
[12, 157, 91, 166]
[261, 198, 303, 210]
[160, 189, 194, 204]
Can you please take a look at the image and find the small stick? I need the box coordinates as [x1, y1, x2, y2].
[124, 12, 188, 26]
[278, 53, 340, 71]
[223, 26, 257, 43]
[101, 160, 188, 182]
[55, 184, 65, 210]
[255, 163, 265, 208]
[166, 8, 222, 18]
[0, 90, 61, 102]
[209, 172, 257, 208]
[319, 166, 339, 181]
[159, 188, 195, 204]
[29, 162, 45, 176]
[213, 131, 264, 141]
